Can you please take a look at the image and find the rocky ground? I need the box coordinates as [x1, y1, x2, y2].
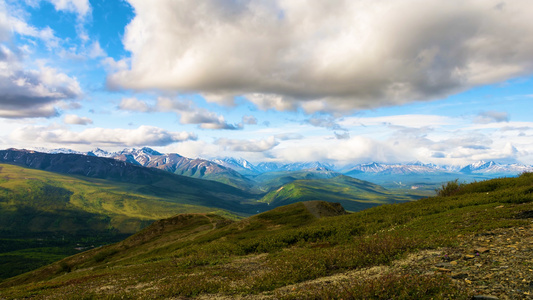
[431, 222, 533, 299]
[289, 221, 533, 300]
[196, 221, 533, 300]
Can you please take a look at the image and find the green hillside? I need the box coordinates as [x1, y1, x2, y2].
[260, 175, 418, 211]
[2, 173, 532, 299]
[0, 163, 254, 279]
[250, 169, 339, 192]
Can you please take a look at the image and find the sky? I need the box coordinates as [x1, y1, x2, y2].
[0, 0, 532, 166]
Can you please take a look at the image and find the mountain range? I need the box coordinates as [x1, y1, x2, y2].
[34, 146, 533, 175]
[27, 147, 533, 191]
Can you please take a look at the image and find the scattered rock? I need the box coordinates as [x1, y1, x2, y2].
[452, 273, 469, 279]
[475, 247, 490, 254]
[472, 295, 499, 300]
[436, 268, 452, 273]
[436, 262, 453, 268]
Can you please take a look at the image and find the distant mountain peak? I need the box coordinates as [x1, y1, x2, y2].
[118, 147, 162, 156]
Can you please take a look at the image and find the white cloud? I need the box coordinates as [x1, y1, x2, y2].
[46, 0, 91, 18]
[109, 0, 533, 114]
[118, 97, 153, 112]
[242, 115, 257, 125]
[0, 45, 82, 118]
[88, 41, 106, 58]
[0, 2, 83, 118]
[63, 114, 92, 125]
[156, 97, 242, 130]
[102, 57, 130, 72]
[474, 111, 510, 124]
[0, 1, 60, 47]
[216, 136, 279, 152]
[341, 115, 456, 128]
[307, 115, 346, 131]
[118, 97, 243, 130]
[11, 125, 197, 147]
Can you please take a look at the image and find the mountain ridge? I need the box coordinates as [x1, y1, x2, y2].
[25, 147, 533, 177]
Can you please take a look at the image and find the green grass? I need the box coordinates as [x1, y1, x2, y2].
[260, 175, 418, 211]
[0, 163, 249, 280]
[0, 163, 420, 281]
[1, 173, 532, 298]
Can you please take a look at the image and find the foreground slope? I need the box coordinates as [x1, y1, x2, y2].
[2, 173, 533, 299]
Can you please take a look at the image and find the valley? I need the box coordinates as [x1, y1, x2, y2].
[0, 149, 424, 281]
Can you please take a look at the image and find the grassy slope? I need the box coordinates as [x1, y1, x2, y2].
[0, 163, 247, 280]
[260, 175, 418, 211]
[250, 169, 339, 192]
[1, 173, 532, 298]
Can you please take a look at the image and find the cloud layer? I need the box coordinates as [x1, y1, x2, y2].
[11, 125, 196, 147]
[109, 0, 533, 113]
[0, 1, 83, 118]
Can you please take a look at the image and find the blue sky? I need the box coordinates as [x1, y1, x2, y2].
[1, 0, 532, 166]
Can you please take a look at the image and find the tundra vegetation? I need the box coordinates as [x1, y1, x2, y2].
[1, 173, 532, 298]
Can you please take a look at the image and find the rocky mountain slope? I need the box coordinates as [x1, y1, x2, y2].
[93, 147, 256, 190]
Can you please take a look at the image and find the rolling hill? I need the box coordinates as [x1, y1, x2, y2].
[0, 162, 260, 280]
[259, 175, 417, 211]
[0, 149, 266, 215]
[0, 149, 422, 281]
[1, 173, 532, 298]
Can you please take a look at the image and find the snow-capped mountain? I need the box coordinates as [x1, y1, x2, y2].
[18, 147, 533, 181]
[459, 161, 533, 174]
[344, 162, 448, 175]
[113, 147, 165, 166]
[212, 157, 260, 175]
[87, 148, 115, 158]
[30, 147, 84, 155]
[278, 162, 335, 172]
[255, 162, 282, 173]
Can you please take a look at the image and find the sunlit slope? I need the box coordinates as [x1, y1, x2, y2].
[260, 175, 417, 211]
[0, 163, 244, 236]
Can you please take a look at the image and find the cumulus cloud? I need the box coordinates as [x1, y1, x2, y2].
[117, 97, 244, 130]
[0, 45, 82, 118]
[272, 135, 408, 164]
[118, 97, 154, 112]
[109, 0, 533, 113]
[11, 125, 196, 146]
[216, 136, 279, 152]
[0, 3, 83, 118]
[242, 115, 257, 125]
[0, 2, 60, 47]
[157, 97, 242, 130]
[46, 0, 91, 18]
[474, 111, 510, 124]
[334, 131, 350, 140]
[307, 115, 346, 131]
[63, 114, 92, 125]
[275, 133, 303, 141]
